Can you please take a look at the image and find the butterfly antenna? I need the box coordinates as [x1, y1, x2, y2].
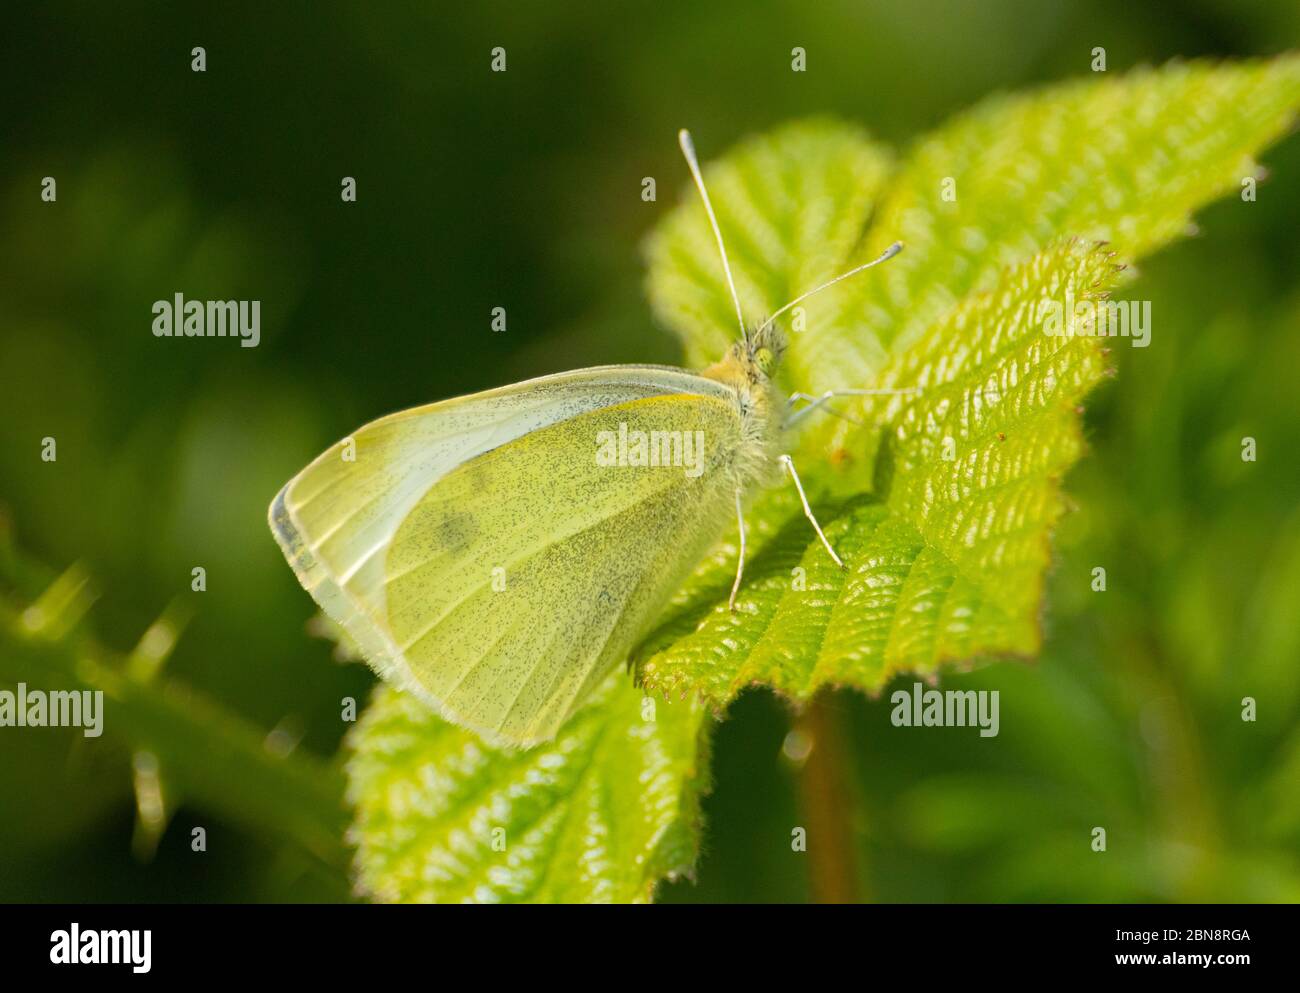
[756, 241, 905, 335]
[679, 129, 746, 341]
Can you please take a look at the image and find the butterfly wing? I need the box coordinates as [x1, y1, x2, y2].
[270, 365, 742, 746]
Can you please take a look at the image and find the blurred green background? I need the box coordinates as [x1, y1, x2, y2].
[2, 1, 1299, 902]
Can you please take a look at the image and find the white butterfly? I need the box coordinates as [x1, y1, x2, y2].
[270, 130, 908, 747]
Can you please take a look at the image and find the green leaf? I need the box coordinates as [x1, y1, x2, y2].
[637, 58, 1300, 705]
[637, 239, 1119, 703]
[346, 671, 709, 903]
[839, 58, 1300, 365]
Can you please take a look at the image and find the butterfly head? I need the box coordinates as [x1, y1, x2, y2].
[704, 320, 787, 393]
[743, 321, 787, 380]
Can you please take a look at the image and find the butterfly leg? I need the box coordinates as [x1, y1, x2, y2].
[728, 487, 747, 612]
[779, 454, 844, 568]
[785, 391, 858, 428]
[784, 388, 919, 429]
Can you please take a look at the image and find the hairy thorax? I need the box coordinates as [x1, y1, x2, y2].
[700, 324, 788, 491]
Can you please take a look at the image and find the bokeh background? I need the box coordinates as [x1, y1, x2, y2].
[2, 1, 1298, 902]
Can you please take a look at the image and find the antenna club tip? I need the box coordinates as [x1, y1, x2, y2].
[885, 240, 904, 258]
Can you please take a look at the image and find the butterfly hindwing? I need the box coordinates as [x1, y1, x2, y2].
[270, 366, 741, 745]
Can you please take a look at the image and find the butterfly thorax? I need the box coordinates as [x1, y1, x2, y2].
[699, 322, 788, 490]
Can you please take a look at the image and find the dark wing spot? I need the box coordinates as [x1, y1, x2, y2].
[436, 509, 479, 554]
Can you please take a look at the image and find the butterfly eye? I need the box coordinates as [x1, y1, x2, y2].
[754, 346, 775, 375]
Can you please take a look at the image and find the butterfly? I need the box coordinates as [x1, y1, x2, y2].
[269, 130, 907, 747]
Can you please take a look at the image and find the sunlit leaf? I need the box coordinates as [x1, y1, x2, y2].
[347, 672, 709, 903]
[637, 58, 1300, 705]
[637, 240, 1119, 703]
